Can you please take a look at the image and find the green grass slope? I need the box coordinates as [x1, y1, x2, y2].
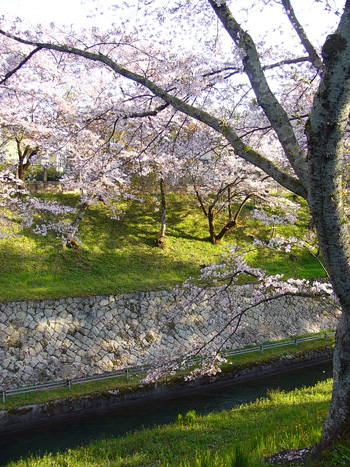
[0, 192, 325, 302]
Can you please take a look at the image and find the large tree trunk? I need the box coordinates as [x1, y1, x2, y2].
[306, 11, 350, 445]
[320, 311, 350, 447]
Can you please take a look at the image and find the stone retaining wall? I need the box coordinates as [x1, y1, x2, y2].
[0, 287, 340, 388]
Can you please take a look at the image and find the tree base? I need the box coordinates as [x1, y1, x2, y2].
[155, 235, 167, 249]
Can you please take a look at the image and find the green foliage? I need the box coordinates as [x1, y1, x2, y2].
[319, 443, 350, 466]
[179, 446, 249, 467]
[26, 166, 65, 182]
[177, 410, 197, 426]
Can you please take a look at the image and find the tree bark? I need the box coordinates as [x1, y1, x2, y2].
[306, 2, 350, 446]
[160, 178, 166, 238]
[208, 206, 217, 244]
[320, 312, 350, 447]
[60, 201, 89, 250]
[16, 141, 39, 182]
[215, 195, 250, 242]
[228, 187, 232, 220]
[155, 179, 167, 248]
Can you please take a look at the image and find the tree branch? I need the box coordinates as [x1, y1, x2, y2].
[207, 0, 308, 189]
[0, 46, 42, 84]
[281, 0, 322, 71]
[122, 102, 169, 119]
[203, 56, 311, 79]
[238, 113, 309, 138]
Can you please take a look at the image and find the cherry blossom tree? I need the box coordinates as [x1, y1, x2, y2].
[0, 0, 350, 453]
[0, 36, 154, 245]
[123, 117, 188, 247]
[188, 150, 273, 243]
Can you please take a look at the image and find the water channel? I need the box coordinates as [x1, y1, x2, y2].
[0, 359, 333, 466]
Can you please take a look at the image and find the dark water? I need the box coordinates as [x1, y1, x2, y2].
[0, 360, 333, 466]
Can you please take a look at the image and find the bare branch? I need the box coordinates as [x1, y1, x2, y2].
[263, 56, 310, 70]
[0, 47, 42, 84]
[122, 102, 169, 119]
[281, 0, 322, 71]
[203, 56, 311, 80]
[238, 113, 309, 138]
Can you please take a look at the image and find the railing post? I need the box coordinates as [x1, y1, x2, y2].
[68, 380, 71, 390]
[126, 368, 129, 380]
[260, 344, 263, 354]
[2, 389, 5, 403]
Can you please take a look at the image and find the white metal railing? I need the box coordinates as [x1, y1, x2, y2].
[0, 331, 335, 404]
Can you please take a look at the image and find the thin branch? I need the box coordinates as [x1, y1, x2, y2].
[238, 113, 309, 138]
[263, 56, 311, 70]
[0, 47, 42, 84]
[122, 102, 169, 119]
[281, 0, 322, 71]
[203, 56, 311, 80]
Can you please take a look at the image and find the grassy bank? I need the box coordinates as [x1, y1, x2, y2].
[0, 193, 325, 302]
[6, 377, 349, 467]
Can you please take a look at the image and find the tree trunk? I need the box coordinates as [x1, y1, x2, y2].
[215, 218, 236, 243]
[208, 207, 217, 244]
[160, 178, 166, 238]
[16, 140, 39, 182]
[17, 164, 26, 182]
[60, 201, 89, 250]
[320, 311, 350, 447]
[227, 187, 232, 219]
[306, 14, 350, 445]
[155, 179, 167, 248]
[215, 195, 250, 243]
